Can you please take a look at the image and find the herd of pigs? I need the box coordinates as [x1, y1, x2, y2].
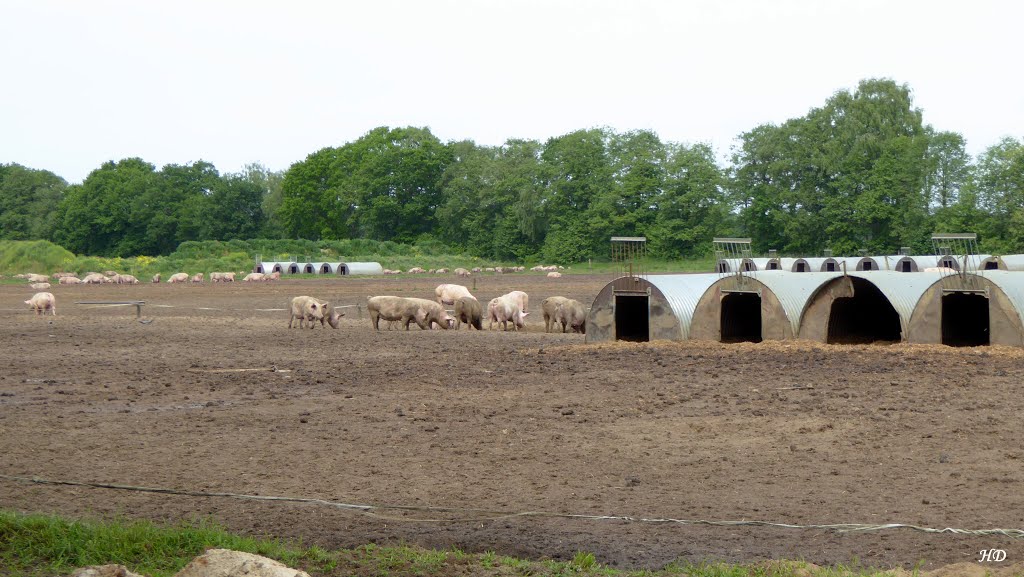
[20, 274, 587, 335]
[290, 283, 587, 333]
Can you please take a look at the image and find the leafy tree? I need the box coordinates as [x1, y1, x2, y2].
[974, 137, 1024, 249]
[648, 143, 730, 258]
[733, 78, 932, 254]
[0, 164, 66, 241]
[53, 158, 163, 256]
[924, 130, 972, 211]
[539, 129, 613, 261]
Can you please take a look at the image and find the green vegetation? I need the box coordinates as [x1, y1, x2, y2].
[4, 78, 1024, 263]
[0, 239, 713, 278]
[0, 511, 910, 577]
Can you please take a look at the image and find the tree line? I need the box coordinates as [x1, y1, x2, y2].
[2, 78, 1022, 261]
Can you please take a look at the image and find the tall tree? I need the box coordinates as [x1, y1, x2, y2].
[733, 78, 931, 254]
[974, 137, 1024, 250]
[53, 158, 163, 256]
[0, 163, 66, 241]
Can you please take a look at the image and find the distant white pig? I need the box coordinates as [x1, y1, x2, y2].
[29, 282, 50, 290]
[168, 272, 189, 283]
[25, 292, 56, 316]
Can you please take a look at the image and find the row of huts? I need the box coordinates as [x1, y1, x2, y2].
[253, 261, 384, 275]
[716, 254, 1024, 273]
[586, 270, 1024, 347]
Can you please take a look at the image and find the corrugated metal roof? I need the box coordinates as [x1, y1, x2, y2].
[643, 274, 720, 339]
[973, 271, 1024, 328]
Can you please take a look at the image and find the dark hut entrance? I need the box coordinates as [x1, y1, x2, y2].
[721, 292, 762, 343]
[288, 263, 300, 274]
[615, 295, 649, 342]
[942, 292, 990, 346]
[827, 277, 901, 343]
[304, 264, 316, 273]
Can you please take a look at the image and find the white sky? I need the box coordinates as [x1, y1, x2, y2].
[3, 0, 1022, 184]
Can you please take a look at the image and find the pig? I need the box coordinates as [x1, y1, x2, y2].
[367, 296, 452, 331]
[547, 271, 562, 278]
[26, 273, 49, 283]
[25, 292, 56, 315]
[82, 273, 107, 284]
[30, 282, 50, 290]
[168, 272, 189, 283]
[542, 296, 570, 333]
[319, 302, 345, 329]
[454, 296, 482, 330]
[242, 272, 265, 282]
[407, 267, 426, 274]
[454, 268, 470, 277]
[367, 296, 410, 330]
[435, 283, 475, 305]
[113, 274, 139, 284]
[266, 271, 281, 281]
[555, 298, 587, 334]
[404, 297, 454, 330]
[191, 273, 204, 283]
[289, 296, 327, 329]
[489, 294, 528, 331]
[505, 290, 529, 314]
[151, 273, 161, 283]
[58, 276, 82, 285]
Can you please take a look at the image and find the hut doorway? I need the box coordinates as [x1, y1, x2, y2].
[942, 292, 989, 347]
[338, 264, 348, 275]
[826, 278, 901, 343]
[615, 295, 649, 342]
[304, 264, 315, 274]
[288, 264, 300, 274]
[721, 292, 762, 343]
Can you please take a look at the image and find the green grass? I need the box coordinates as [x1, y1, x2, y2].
[0, 511, 912, 577]
[0, 240, 719, 279]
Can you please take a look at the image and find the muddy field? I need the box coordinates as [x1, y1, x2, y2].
[1, 273, 1022, 572]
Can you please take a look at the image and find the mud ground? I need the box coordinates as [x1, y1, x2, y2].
[1, 273, 1022, 572]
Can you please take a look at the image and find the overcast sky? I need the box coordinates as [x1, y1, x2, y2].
[3, 0, 1022, 184]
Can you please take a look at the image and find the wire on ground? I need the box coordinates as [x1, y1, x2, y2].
[1, 474, 1021, 539]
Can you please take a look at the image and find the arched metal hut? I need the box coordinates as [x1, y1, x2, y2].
[882, 254, 919, 272]
[688, 271, 844, 342]
[586, 274, 720, 343]
[904, 271, 1024, 346]
[751, 257, 782, 271]
[302, 262, 324, 274]
[341, 262, 385, 275]
[799, 271, 947, 343]
[979, 255, 1024, 271]
[840, 256, 882, 271]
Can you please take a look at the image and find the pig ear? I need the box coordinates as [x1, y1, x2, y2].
[522, 312, 530, 317]
[322, 302, 330, 308]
